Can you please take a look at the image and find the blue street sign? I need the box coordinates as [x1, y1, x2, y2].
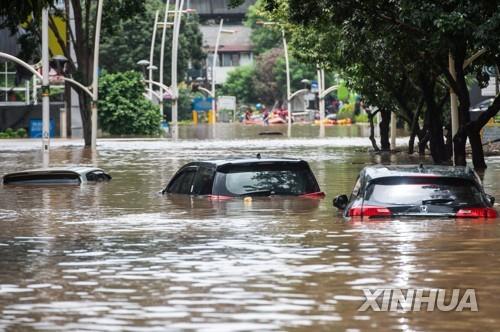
[29, 119, 55, 138]
[311, 80, 319, 93]
[192, 97, 213, 111]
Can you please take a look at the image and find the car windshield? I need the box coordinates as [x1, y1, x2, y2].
[365, 177, 484, 206]
[213, 163, 319, 196]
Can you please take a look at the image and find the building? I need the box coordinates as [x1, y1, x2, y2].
[189, 0, 256, 85]
[201, 24, 253, 84]
[187, 0, 254, 20]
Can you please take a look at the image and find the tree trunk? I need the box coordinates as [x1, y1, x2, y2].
[408, 99, 423, 154]
[79, 94, 92, 146]
[420, 75, 446, 164]
[418, 130, 430, 155]
[469, 129, 487, 169]
[379, 108, 391, 151]
[367, 109, 380, 152]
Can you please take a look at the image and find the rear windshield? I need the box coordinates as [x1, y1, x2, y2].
[3, 172, 81, 185]
[365, 177, 484, 205]
[213, 163, 320, 196]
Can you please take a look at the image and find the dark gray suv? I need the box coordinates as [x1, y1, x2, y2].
[333, 165, 497, 219]
[163, 157, 324, 199]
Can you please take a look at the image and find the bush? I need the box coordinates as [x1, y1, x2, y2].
[16, 128, 27, 138]
[0, 132, 8, 139]
[98, 71, 162, 136]
[354, 113, 369, 123]
[4, 128, 14, 136]
[337, 103, 355, 120]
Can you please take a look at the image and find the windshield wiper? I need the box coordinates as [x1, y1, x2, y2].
[422, 198, 455, 205]
[239, 190, 273, 197]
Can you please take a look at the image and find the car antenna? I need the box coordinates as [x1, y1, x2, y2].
[256, 153, 261, 159]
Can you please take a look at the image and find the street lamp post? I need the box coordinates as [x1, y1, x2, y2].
[282, 28, 293, 138]
[257, 21, 292, 137]
[91, 0, 104, 151]
[317, 67, 326, 137]
[211, 19, 235, 138]
[41, 7, 50, 167]
[148, 10, 160, 100]
[159, 1, 171, 120]
[318, 82, 339, 138]
[170, 0, 185, 140]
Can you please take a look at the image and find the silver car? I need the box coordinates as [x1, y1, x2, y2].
[2, 166, 111, 185]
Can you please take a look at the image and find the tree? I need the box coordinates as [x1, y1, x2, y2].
[220, 65, 258, 104]
[100, 0, 204, 81]
[4, 0, 203, 145]
[98, 71, 161, 136]
[244, 0, 282, 55]
[237, 0, 500, 167]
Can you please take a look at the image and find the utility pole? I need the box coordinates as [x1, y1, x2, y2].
[41, 7, 50, 167]
[91, 0, 104, 151]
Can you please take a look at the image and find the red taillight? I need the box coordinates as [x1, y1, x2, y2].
[456, 207, 498, 218]
[299, 191, 326, 199]
[348, 205, 392, 217]
[207, 195, 233, 201]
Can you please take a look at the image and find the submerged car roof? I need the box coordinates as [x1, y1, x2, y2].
[187, 157, 307, 167]
[362, 165, 478, 182]
[3, 166, 104, 176]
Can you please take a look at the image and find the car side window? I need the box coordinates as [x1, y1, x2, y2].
[167, 167, 197, 194]
[192, 167, 215, 195]
[351, 176, 362, 198]
[86, 171, 110, 182]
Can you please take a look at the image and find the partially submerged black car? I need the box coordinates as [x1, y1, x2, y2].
[333, 165, 497, 219]
[162, 157, 324, 198]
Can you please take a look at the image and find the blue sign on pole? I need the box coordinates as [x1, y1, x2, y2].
[192, 97, 213, 111]
[311, 80, 319, 93]
[29, 119, 55, 138]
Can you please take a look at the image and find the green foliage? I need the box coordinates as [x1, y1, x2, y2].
[220, 66, 257, 104]
[0, 128, 27, 139]
[245, 0, 282, 55]
[98, 71, 162, 136]
[100, 0, 204, 81]
[16, 128, 27, 138]
[354, 113, 368, 123]
[337, 104, 354, 120]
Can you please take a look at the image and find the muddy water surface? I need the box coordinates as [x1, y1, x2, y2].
[0, 126, 499, 331]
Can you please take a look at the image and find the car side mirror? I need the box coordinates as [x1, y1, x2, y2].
[486, 194, 495, 206]
[333, 194, 349, 210]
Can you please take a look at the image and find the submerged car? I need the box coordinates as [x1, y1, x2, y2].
[2, 167, 111, 185]
[162, 157, 324, 198]
[333, 165, 497, 219]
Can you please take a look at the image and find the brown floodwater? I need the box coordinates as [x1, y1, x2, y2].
[0, 124, 499, 331]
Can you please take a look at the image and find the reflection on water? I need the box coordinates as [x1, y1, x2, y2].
[0, 131, 500, 331]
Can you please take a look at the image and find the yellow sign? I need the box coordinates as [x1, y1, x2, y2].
[49, 16, 66, 56]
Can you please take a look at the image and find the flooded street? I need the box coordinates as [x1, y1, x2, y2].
[0, 124, 499, 331]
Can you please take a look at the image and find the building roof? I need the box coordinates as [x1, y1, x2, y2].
[187, 0, 255, 19]
[201, 25, 253, 53]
